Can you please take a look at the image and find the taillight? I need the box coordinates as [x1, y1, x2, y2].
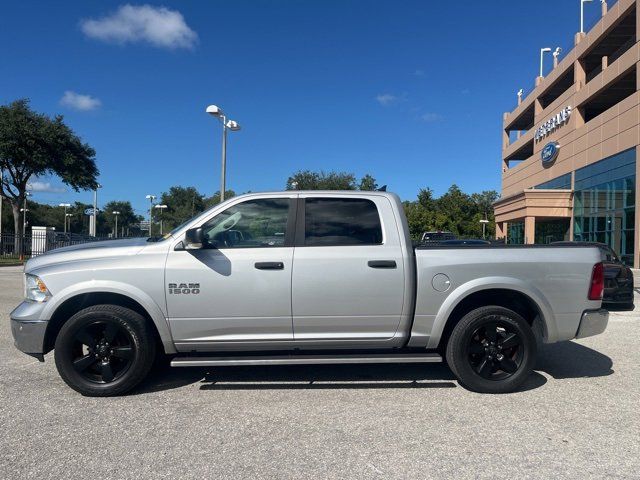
[588, 262, 604, 300]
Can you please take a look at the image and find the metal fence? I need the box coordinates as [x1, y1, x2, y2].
[0, 232, 114, 261]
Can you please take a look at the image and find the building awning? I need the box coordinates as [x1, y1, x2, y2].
[493, 189, 573, 223]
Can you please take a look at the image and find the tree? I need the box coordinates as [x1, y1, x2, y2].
[0, 99, 99, 239]
[204, 189, 236, 209]
[67, 202, 93, 235]
[402, 184, 499, 240]
[286, 170, 379, 191]
[359, 174, 378, 191]
[159, 186, 207, 232]
[102, 201, 143, 237]
[286, 170, 356, 190]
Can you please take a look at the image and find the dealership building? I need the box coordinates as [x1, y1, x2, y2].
[494, 0, 640, 266]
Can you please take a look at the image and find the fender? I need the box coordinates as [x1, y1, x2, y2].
[40, 280, 177, 354]
[425, 276, 557, 349]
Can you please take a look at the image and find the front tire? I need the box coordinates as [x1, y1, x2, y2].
[54, 305, 156, 397]
[446, 306, 537, 394]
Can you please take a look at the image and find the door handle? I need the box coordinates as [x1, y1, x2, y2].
[368, 260, 397, 269]
[255, 262, 284, 270]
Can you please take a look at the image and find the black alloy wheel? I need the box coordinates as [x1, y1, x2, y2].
[446, 305, 537, 394]
[466, 317, 524, 381]
[55, 305, 156, 396]
[71, 320, 135, 383]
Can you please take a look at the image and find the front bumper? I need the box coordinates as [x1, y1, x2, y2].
[576, 309, 609, 339]
[10, 300, 49, 361]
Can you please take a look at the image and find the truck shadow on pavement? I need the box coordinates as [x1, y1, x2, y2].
[536, 341, 614, 379]
[134, 341, 613, 395]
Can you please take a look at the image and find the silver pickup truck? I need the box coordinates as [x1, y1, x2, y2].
[11, 191, 608, 396]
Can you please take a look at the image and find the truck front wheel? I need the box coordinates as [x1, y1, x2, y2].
[446, 305, 537, 394]
[54, 305, 156, 397]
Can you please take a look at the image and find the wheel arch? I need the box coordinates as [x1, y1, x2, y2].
[43, 288, 175, 355]
[426, 278, 555, 351]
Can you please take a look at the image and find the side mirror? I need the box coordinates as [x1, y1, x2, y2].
[184, 227, 205, 250]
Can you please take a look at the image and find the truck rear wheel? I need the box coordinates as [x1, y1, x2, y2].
[446, 305, 536, 394]
[54, 305, 156, 397]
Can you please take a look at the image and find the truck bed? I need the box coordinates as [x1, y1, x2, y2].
[410, 244, 603, 348]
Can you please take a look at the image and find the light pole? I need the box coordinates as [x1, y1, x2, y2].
[539, 47, 552, 77]
[154, 204, 167, 234]
[145, 194, 156, 236]
[480, 219, 490, 240]
[580, 0, 593, 33]
[112, 211, 120, 238]
[206, 105, 241, 202]
[65, 213, 73, 233]
[59, 203, 71, 234]
[21, 192, 31, 234]
[92, 183, 102, 237]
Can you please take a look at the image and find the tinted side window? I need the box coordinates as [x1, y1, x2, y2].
[202, 199, 289, 248]
[304, 198, 383, 246]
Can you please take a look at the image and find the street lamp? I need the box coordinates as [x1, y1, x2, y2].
[580, 0, 593, 33]
[539, 47, 552, 78]
[145, 194, 156, 236]
[480, 219, 490, 240]
[21, 192, 31, 236]
[59, 203, 71, 234]
[112, 211, 120, 239]
[92, 183, 102, 237]
[206, 104, 241, 202]
[154, 204, 168, 235]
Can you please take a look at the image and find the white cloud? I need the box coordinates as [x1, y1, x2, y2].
[421, 112, 443, 122]
[60, 91, 102, 111]
[80, 4, 198, 50]
[375, 93, 406, 107]
[414, 69, 426, 77]
[28, 182, 66, 194]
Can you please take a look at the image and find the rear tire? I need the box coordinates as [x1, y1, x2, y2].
[54, 305, 156, 397]
[446, 305, 536, 394]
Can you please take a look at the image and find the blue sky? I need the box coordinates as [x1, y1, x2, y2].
[0, 1, 607, 216]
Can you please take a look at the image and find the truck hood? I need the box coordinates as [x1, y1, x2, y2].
[25, 237, 151, 273]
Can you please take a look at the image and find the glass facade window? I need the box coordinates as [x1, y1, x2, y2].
[573, 148, 636, 266]
[535, 219, 570, 244]
[508, 222, 524, 245]
[534, 173, 572, 190]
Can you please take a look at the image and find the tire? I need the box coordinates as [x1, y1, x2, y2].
[54, 305, 156, 397]
[446, 305, 537, 394]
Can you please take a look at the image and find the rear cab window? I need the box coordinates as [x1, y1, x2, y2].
[303, 198, 383, 246]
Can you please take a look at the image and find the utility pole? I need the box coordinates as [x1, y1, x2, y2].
[92, 184, 102, 237]
[112, 211, 120, 239]
[145, 194, 156, 237]
[59, 203, 71, 234]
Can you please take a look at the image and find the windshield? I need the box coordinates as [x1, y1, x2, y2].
[145, 218, 193, 242]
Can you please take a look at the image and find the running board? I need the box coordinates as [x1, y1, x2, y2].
[171, 353, 442, 367]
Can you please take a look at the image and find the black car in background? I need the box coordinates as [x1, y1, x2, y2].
[553, 241, 634, 310]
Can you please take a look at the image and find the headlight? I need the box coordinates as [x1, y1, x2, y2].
[24, 274, 51, 302]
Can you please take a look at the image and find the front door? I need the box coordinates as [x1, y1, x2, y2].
[291, 195, 406, 344]
[166, 197, 296, 349]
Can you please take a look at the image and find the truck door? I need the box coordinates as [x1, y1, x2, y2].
[291, 195, 405, 343]
[165, 196, 296, 349]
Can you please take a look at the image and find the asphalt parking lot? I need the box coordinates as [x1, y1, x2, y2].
[1, 266, 639, 479]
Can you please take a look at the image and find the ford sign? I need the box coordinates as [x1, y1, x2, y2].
[541, 142, 560, 165]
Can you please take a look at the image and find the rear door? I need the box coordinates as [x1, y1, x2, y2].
[291, 194, 406, 343]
